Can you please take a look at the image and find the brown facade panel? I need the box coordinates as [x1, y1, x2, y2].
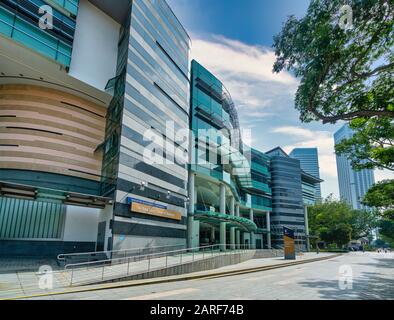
[0, 84, 107, 182]
[0, 85, 107, 117]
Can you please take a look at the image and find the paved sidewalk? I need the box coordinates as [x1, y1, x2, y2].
[0, 250, 246, 299]
[0, 252, 336, 300]
[0, 258, 60, 273]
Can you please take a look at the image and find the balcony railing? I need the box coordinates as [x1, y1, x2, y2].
[46, 0, 79, 16]
[0, 5, 72, 66]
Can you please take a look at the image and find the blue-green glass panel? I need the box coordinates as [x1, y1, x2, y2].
[50, 0, 79, 16]
[0, 197, 64, 239]
[0, 6, 13, 36]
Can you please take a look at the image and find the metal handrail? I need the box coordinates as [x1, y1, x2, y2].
[65, 244, 256, 286]
[0, 6, 72, 60]
[65, 244, 256, 269]
[64, 244, 222, 269]
[58, 244, 186, 261]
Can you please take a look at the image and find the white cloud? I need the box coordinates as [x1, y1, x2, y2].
[190, 35, 299, 119]
[374, 169, 394, 182]
[272, 126, 337, 179]
[271, 126, 340, 198]
[191, 35, 297, 85]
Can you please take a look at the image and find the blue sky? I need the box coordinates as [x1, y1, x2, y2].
[167, 0, 392, 198]
[168, 0, 310, 46]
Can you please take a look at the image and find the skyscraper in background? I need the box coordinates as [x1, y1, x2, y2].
[334, 124, 375, 210]
[290, 148, 322, 201]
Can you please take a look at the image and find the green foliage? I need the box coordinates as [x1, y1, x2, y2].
[363, 180, 394, 219]
[350, 208, 380, 239]
[273, 0, 394, 171]
[379, 219, 394, 239]
[335, 118, 394, 171]
[273, 0, 394, 124]
[308, 196, 379, 247]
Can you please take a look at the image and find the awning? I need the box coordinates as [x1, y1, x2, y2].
[194, 210, 257, 233]
[0, 181, 113, 209]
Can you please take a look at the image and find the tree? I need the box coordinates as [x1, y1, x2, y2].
[379, 219, 394, 239]
[273, 0, 394, 170]
[349, 209, 379, 239]
[308, 196, 378, 247]
[363, 180, 394, 220]
[308, 197, 353, 247]
[320, 223, 352, 247]
[273, 0, 394, 124]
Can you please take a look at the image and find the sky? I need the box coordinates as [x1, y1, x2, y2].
[167, 0, 393, 199]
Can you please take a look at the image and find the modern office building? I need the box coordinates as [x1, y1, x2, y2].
[290, 148, 322, 201]
[0, 0, 321, 258]
[266, 147, 322, 248]
[189, 60, 272, 250]
[0, 0, 190, 256]
[105, 0, 191, 252]
[334, 124, 375, 210]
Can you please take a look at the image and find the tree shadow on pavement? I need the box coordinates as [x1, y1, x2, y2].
[298, 271, 394, 300]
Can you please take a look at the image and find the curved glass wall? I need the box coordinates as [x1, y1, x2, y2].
[190, 60, 272, 213]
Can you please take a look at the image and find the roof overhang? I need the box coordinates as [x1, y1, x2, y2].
[301, 171, 324, 183]
[0, 181, 113, 209]
[0, 35, 112, 107]
[88, 0, 131, 24]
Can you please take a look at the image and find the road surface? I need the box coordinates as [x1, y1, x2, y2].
[29, 252, 393, 300]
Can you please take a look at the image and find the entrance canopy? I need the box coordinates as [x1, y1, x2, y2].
[194, 210, 257, 233]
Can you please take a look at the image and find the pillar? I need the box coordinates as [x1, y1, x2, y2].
[249, 208, 254, 221]
[304, 206, 311, 252]
[219, 184, 227, 251]
[236, 229, 241, 249]
[220, 222, 227, 251]
[229, 196, 235, 250]
[230, 227, 235, 250]
[220, 184, 226, 214]
[249, 209, 255, 249]
[230, 196, 235, 216]
[187, 173, 195, 249]
[211, 227, 215, 243]
[266, 212, 271, 249]
[235, 204, 240, 217]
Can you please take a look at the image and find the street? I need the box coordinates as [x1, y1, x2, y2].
[30, 252, 394, 300]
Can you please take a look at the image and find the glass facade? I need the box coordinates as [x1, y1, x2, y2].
[0, 0, 78, 66]
[190, 60, 253, 196]
[190, 60, 272, 249]
[334, 124, 375, 210]
[108, 0, 191, 247]
[250, 149, 272, 212]
[0, 197, 65, 240]
[266, 148, 306, 247]
[49, 0, 79, 16]
[290, 148, 321, 201]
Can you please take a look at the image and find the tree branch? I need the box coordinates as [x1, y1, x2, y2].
[321, 110, 394, 124]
